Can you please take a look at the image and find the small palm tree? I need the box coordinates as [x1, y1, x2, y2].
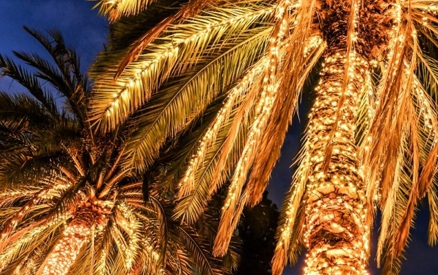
[0, 27, 237, 275]
[89, 0, 438, 274]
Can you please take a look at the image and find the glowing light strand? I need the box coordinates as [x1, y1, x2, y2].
[211, 1, 293, 256]
[303, 51, 370, 275]
[178, 58, 268, 197]
[221, 8, 288, 214]
[0, 215, 67, 273]
[39, 197, 112, 275]
[41, 223, 91, 275]
[103, 7, 274, 118]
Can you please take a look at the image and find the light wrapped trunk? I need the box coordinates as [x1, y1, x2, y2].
[303, 51, 370, 274]
[40, 200, 109, 275]
[41, 221, 91, 275]
[302, 0, 397, 272]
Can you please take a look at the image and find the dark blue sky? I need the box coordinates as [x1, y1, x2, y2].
[0, 0, 107, 87]
[1, 1, 437, 274]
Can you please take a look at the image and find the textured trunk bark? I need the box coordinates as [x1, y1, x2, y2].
[302, 0, 395, 273]
[303, 52, 370, 274]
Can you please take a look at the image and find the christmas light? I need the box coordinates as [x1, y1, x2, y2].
[178, 58, 267, 197]
[303, 51, 370, 275]
[42, 223, 91, 275]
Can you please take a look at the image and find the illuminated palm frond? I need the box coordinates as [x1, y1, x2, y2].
[92, 0, 163, 21]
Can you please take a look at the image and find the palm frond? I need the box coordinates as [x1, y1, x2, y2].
[174, 57, 267, 204]
[271, 152, 308, 275]
[0, 218, 63, 275]
[92, 0, 162, 22]
[0, 54, 58, 117]
[173, 76, 261, 224]
[375, 72, 421, 272]
[90, 2, 274, 131]
[428, 186, 438, 246]
[245, 37, 324, 207]
[177, 225, 225, 275]
[120, 27, 271, 172]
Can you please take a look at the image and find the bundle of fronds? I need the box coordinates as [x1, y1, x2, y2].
[0, 27, 238, 275]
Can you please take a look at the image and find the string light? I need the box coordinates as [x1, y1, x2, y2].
[40, 198, 112, 275]
[300, 0, 373, 272]
[178, 58, 267, 196]
[303, 50, 370, 275]
[42, 224, 91, 275]
[103, 6, 274, 118]
[221, 0, 289, 214]
[213, 0, 293, 256]
[0, 214, 68, 273]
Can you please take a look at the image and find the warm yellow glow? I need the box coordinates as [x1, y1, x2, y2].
[39, 198, 112, 275]
[42, 223, 91, 275]
[103, 7, 274, 118]
[178, 58, 267, 197]
[213, 1, 293, 256]
[221, 5, 289, 213]
[0, 177, 73, 248]
[303, 50, 370, 274]
[0, 215, 67, 273]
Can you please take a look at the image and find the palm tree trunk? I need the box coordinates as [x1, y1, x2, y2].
[303, 51, 370, 274]
[302, 0, 395, 273]
[304, 1, 371, 272]
[40, 201, 107, 275]
[41, 221, 91, 275]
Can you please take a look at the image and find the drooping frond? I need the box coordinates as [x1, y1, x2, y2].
[0, 57, 58, 117]
[271, 151, 308, 275]
[119, 25, 272, 172]
[362, 21, 414, 207]
[213, 0, 319, 257]
[244, 36, 324, 207]
[177, 225, 225, 275]
[367, 27, 438, 270]
[90, 2, 274, 132]
[172, 93, 256, 224]
[171, 58, 268, 224]
[376, 128, 416, 274]
[428, 183, 438, 246]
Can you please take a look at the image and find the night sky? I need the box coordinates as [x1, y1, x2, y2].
[1, 1, 438, 274]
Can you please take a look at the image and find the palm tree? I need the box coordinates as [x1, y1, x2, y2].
[90, 0, 438, 274]
[0, 27, 238, 275]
